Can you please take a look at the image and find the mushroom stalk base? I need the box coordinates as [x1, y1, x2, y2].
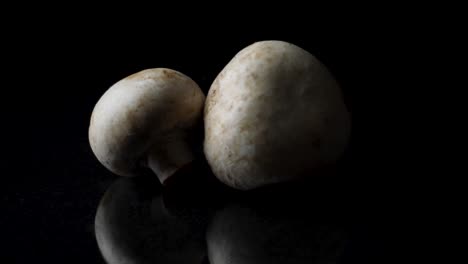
[147, 136, 194, 184]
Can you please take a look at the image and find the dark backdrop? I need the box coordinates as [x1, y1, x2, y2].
[1, 17, 417, 263]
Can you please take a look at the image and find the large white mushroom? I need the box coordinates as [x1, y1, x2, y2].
[89, 68, 205, 184]
[204, 40, 351, 190]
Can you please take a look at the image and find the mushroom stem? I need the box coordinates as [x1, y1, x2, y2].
[146, 133, 194, 184]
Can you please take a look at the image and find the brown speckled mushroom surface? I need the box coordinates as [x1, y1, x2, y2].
[89, 68, 205, 184]
[204, 41, 351, 190]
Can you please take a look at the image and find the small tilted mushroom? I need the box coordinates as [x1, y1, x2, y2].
[89, 68, 205, 184]
[204, 40, 351, 190]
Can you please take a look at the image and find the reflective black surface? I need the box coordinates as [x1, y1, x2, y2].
[2, 17, 416, 264]
[92, 165, 388, 264]
[206, 193, 348, 263]
[95, 176, 207, 264]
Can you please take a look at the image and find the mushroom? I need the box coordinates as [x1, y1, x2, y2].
[89, 68, 205, 184]
[204, 40, 351, 190]
[95, 176, 207, 264]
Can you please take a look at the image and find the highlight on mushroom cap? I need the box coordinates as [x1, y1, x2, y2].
[89, 68, 205, 182]
[204, 40, 351, 190]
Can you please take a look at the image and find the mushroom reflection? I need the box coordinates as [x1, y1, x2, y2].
[206, 183, 348, 264]
[95, 176, 207, 264]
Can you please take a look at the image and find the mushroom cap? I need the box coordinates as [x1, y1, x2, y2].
[89, 68, 205, 177]
[204, 41, 351, 190]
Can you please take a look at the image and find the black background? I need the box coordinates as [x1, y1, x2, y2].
[1, 14, 420, 263]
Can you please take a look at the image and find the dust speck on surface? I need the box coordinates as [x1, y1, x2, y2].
[161, 69, 180, 79]
[205, 81, 220, 115]
[125, 71, 143, 80]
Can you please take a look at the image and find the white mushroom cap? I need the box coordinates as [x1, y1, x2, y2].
[89, 68, 205, 183]
[204, 41, 351, 190]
